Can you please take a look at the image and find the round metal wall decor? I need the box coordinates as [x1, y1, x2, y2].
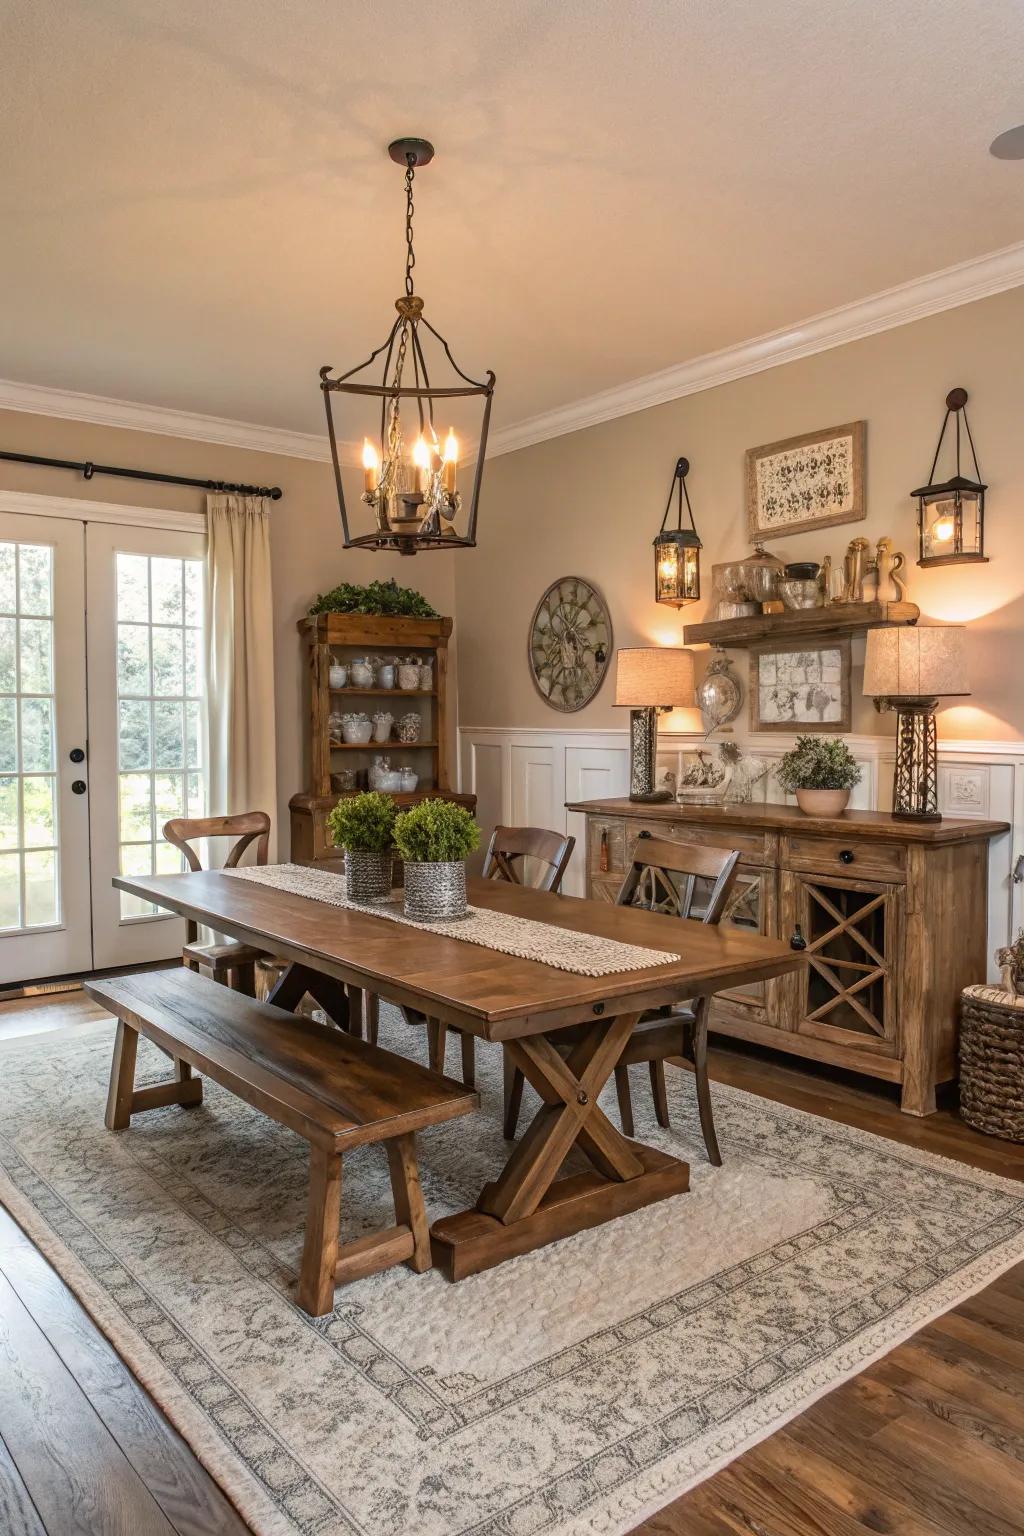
[697, 648, 743, 733]
[528, 576, 612, 712]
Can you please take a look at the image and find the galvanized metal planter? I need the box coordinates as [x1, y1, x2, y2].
[344, 849, 393, 903]
[402, 860, 468, 922]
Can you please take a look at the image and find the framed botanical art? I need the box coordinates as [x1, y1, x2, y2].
[750, 637, 851, 732]
[528, 575, 612, 712]
[746, 420, 866, 541]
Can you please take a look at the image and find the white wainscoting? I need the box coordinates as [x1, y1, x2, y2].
[459, 726, 1024, 978]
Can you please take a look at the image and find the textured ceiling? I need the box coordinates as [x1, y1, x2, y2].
[2, 0, 1023, 438]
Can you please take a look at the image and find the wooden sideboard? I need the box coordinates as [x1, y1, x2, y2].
[565, 798, 1009, 1115]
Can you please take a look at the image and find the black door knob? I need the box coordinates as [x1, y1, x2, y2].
[71, 780, 87, 795]
[69, 747, 85, 763]
[790, 925, 807, 951]
[838, 849, 855, 865]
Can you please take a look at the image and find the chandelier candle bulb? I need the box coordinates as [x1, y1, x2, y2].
[413, 436, 431, 493]
[362, 438, 380, 495]
[442, 429, 458, 494]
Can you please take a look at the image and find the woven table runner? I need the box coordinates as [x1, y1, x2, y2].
[223, 863, 677, 977]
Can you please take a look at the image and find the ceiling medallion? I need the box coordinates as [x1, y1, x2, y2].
[528, 577, 612, 713]
[319, 138, 496, 555]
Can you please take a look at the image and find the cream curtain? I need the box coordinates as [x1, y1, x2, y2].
[205, 494, 278, 858]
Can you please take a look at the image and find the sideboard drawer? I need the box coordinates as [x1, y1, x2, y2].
[782, 833, 907, 882]
[633, 819, 769, 865]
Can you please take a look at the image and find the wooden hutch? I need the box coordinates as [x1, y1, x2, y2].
[289, 612, 474, 864]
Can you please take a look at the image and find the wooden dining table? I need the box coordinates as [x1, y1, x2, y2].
[114, 870, 804, 1280]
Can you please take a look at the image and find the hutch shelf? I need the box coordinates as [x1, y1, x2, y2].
[566, 797, 1008, 1115]
[289, 612, 474, 864]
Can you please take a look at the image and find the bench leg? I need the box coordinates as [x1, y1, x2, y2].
[105, 1020, 139, 1131]
[299, 1145, 343, 1317]
[386, 1134, 432, 1273]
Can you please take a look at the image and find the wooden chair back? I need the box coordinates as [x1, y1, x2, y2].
[616, 835, 739, 926]
[162, 812, 271, 873]
[483, 825, 576, 894]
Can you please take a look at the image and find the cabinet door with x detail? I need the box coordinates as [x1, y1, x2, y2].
[781, 869, 904, 1060]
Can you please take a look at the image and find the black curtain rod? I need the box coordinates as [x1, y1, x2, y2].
[0, 449, 283, 501]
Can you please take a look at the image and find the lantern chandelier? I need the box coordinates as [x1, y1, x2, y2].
[319, 138, 496, 554]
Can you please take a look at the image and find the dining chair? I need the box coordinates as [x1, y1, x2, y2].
[415, 825, 576, 1089]
[504, 834, 740, 1165]
[162, 812, 272, 996]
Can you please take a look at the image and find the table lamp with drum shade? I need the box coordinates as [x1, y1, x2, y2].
[614, 647, 696, 802]
[863, 626, 969, 822]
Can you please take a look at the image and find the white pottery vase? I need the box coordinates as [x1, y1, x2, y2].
[795, 788, 850, 817]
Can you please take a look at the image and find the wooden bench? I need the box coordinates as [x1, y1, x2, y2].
[85, 968, 478, 1316]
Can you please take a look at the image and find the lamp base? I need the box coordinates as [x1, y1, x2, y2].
[627, 707, 663, 801]
[891, 697, 940, 821]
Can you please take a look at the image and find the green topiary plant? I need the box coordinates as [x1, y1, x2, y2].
[327, 791, 397, 853]
[775, 736, 862, 794]
[393, 798, 480, 864]
[308, 578, 439, 618]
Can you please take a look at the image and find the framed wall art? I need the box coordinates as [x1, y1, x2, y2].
[528, 575, 612, 712]
[746, 420, 865, 541]
[749, 636, 851, 732]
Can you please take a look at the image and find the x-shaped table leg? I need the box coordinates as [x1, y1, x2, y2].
[477, 1013, 645, 1225]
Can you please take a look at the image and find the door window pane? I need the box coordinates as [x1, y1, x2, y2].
[0, 544, 15, 612]
[0, 617, 15, 692]
[17, 545, 52, 616]
[114, 553, 205, 920]
[20, 697, 55, 772]
[117, 624, 151, 694]
[0, 851, 20, 929]
[18, 618, 53, 692]
[23, 849, 57, 927]
[118, 699, 151, 770]
[0, 541, 60, 931]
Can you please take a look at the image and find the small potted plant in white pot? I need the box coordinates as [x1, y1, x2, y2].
[776, 735, 862, 817]
[327, 790, 397, 902]
[393, 799, 480, 921]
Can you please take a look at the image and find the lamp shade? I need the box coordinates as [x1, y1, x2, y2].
[863, 626, 970, 699]
[614, 647, 696, 708]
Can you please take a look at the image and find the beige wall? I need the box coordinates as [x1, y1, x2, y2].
[456, 285, 1024, 743]
[0, 409, 458, 836]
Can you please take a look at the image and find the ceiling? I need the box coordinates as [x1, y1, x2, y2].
[3, 0, 1024, 442]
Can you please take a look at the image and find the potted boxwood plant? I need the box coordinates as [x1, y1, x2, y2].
[327, 791, 397, 902]
[775, 735, 862, 817]
[393, 799, 480, 921]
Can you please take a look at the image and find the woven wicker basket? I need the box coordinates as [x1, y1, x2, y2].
[344, 849, 393, 904]
[403, 860, 468, 922]
[959, 984, 1024, 1142]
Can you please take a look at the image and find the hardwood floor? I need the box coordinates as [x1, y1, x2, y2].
[0, 993, 1022, 1535]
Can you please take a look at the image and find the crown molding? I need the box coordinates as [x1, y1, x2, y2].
[0, 377, 332, 463]
[486, 240, 1024, 459]
[2, 240, 1023, 468]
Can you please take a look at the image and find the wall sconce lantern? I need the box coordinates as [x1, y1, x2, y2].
[319, 138, 496, 555]
[653, 457, 702, 605]
[913, 388, 988, 568]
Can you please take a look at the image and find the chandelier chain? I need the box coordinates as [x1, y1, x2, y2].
[404, 154, 416, 297]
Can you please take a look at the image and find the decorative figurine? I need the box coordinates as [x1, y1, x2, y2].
[867, 536, 908, 603]
[842, 536, 871, 602]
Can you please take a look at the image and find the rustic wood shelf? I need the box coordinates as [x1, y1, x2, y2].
[329, 687, 437, 697]
[328, 740, 438, 751]
[682, 600, 919, 647]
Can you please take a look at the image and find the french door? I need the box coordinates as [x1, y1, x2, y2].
[0, 508, 206, 984]
[0, 513, 92, 979]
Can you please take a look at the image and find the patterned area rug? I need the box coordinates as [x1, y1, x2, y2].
[2, 1010, 1023, 1536]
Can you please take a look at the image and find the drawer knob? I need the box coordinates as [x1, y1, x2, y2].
[839, 849, 855, 864]
[790, 925, 808, 951]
